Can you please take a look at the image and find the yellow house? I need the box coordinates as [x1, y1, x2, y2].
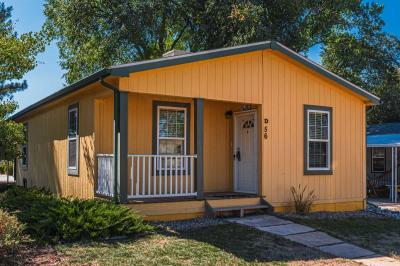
[12, 41, 379, 221]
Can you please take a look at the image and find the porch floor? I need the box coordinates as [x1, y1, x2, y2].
[368, 197, 400, 212]
[127, 191, 259, 204]
[204, 192, 258, 199]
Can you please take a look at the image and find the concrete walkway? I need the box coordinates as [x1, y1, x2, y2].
[228, 215, 398, 266]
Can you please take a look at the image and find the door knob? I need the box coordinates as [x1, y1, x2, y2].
[235, 150, 241, 161]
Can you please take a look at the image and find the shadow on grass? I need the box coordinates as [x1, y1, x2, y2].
[49, 223, 337, 265]
[159, 222, 334, 264]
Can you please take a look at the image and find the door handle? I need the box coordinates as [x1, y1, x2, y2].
[235, 150, 241, 161]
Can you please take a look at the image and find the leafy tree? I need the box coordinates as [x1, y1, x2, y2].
[321, 2, 400, 124]
[43, 0, 359, 83]
[0, 2, 43, 161]
[44, 0, 400, 123]
[43, 0, 190, 83]
[186, 0, 359, 52]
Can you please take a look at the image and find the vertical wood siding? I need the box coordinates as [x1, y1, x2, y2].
[16, 87, 102, 198]
[262, 50, 367, 206]
[119, 52, 263, 104]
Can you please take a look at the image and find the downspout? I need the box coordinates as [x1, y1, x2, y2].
[13, 158, 17, 185]
[100, 78, 119, 203]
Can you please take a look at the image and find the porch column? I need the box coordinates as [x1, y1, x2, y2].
[395, 147, 398, 203]
[194, 98, 204, 199]
[114, 91, 128, 203]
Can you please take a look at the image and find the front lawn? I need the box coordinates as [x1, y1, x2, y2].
[0, 186, 363, 265]
[56, 223, 357, 266]
[285, 212, 400, 260]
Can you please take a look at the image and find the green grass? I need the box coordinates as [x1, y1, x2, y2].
[287, 215, 400, 259]
[56, 223, 356, 266]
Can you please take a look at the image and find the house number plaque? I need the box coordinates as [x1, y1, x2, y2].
[264, 118, 269, 139]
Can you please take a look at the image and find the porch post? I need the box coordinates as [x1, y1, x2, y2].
[194, 98, 204, 199]
[395, 147, 398, 203]
[392, 147, 396, 203]
[114, 91, 128, 203]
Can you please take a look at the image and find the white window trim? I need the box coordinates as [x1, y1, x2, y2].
[371, 147, 385, 173]
[307, 109, 331, 171]
[67, 106, 79, 174]
[156, 106, 187, 170]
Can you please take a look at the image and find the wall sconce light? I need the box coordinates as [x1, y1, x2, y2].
[225, 110, 233, 119]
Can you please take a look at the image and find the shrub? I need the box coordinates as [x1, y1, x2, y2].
[0, 186, 153, 243]
[290, 184, 316, 215]
[0, 209, 29, 251]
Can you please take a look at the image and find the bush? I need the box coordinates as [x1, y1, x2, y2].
[0, 186, 153, 243]
[0, 160, 13, 176]
[290, 184, 316, 215]
[0, 209, 29, 251]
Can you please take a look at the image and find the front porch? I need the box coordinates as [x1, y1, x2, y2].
[93, 90, 262, 204]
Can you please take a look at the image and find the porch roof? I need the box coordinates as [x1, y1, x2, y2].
[12, 41, 380, 120]
[367, 134, 400, 147]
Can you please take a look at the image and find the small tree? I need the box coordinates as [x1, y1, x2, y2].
[0, 2, 43, 167]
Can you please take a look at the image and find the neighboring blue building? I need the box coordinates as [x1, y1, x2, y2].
[367, 122, 400, 202]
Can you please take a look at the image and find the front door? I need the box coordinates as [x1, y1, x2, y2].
[234, 110, 258, 194]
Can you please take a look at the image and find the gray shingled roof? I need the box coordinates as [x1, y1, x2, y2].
[367, 122, 400, 136]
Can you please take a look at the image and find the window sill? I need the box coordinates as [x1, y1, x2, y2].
[304, 169, 333, 176]
[68, 168, 79, 176]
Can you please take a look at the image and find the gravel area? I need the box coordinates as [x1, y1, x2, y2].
[278, 211, 383, 220]
[367, 203, 400, 219]
[154, 217, 226, 231]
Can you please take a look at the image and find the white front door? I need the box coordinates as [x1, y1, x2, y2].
[234, 110, 258, 194]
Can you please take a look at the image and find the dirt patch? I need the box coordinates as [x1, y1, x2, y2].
[0, 244, 67, 266]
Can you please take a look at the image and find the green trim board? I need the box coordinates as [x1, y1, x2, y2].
[12, 41, 380, 121]
[118, 92, 128, 203]
[303, 105, 333, 176]
[194, 98, 204, 199]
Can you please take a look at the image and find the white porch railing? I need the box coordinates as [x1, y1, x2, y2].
[128, 154, 197, 199]
[96, 154, 114, 197]
[96, 154, 197, 199]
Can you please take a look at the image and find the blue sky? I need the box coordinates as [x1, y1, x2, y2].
[4, 0, 400, 112]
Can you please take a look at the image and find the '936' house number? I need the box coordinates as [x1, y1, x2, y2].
[264, 118, 268, 139]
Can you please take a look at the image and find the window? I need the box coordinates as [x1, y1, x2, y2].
[371, 148, 385, 173]
[304, 105, 332, 175]
[67, 104, 79, 175]
[22, 123, 28, 168]
[153, 101, 190, 170]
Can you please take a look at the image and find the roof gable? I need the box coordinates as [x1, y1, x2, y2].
[12, 41, 379, 120]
